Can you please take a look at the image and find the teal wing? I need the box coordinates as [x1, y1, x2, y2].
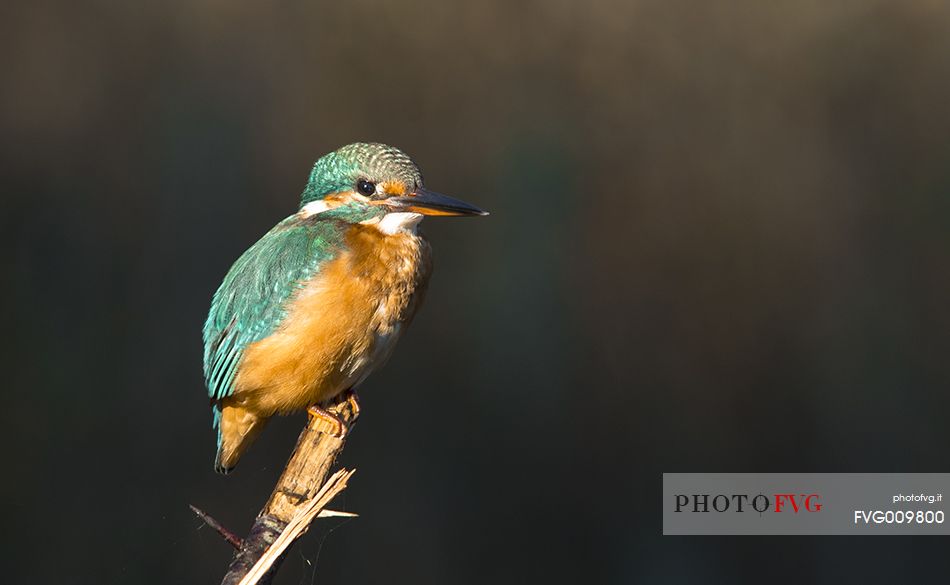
[202, 211, 357, 405]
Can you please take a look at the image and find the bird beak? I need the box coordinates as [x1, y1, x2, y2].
[389, 188, 489, 217]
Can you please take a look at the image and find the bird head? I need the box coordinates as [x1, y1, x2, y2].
[299, 143, 487, 222]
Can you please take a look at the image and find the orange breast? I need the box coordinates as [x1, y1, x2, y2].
[229, 224, 431, 416]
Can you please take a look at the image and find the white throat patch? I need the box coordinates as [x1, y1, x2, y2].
[301, 202, 423, 235]
[374, 212, 424, 235]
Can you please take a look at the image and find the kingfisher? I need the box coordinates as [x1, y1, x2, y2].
[202, 143, 487, 473]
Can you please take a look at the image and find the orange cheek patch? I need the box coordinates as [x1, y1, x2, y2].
[380, 181, 408, 196]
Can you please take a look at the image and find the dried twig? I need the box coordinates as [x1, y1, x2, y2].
[190, 504, 244, 550]
[218, 394, 360, 585]
[237, 469, 356, 585]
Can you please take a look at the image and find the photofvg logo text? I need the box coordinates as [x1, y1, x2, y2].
[663, 473, 950, 535]
[674, 493, 822, 514]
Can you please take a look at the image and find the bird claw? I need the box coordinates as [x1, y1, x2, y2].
[307, 391, 360, 437]
[344, 390, 361, 421]
[307, 405, 347, 437]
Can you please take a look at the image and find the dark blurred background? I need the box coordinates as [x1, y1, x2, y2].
[4, 1, 950, 583]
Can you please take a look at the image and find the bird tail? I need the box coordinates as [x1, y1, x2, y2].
[213, 402, 268, 474]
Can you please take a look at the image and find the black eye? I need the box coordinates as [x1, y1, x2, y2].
[357, 180, 376, 196]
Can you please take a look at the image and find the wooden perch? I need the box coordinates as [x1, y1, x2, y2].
[218, 394, 360, 585]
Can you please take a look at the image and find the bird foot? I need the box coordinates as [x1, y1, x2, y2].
[307, 391, 360, 437]
[307, 404, 349, 439]
[307, 405, 347, 437]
